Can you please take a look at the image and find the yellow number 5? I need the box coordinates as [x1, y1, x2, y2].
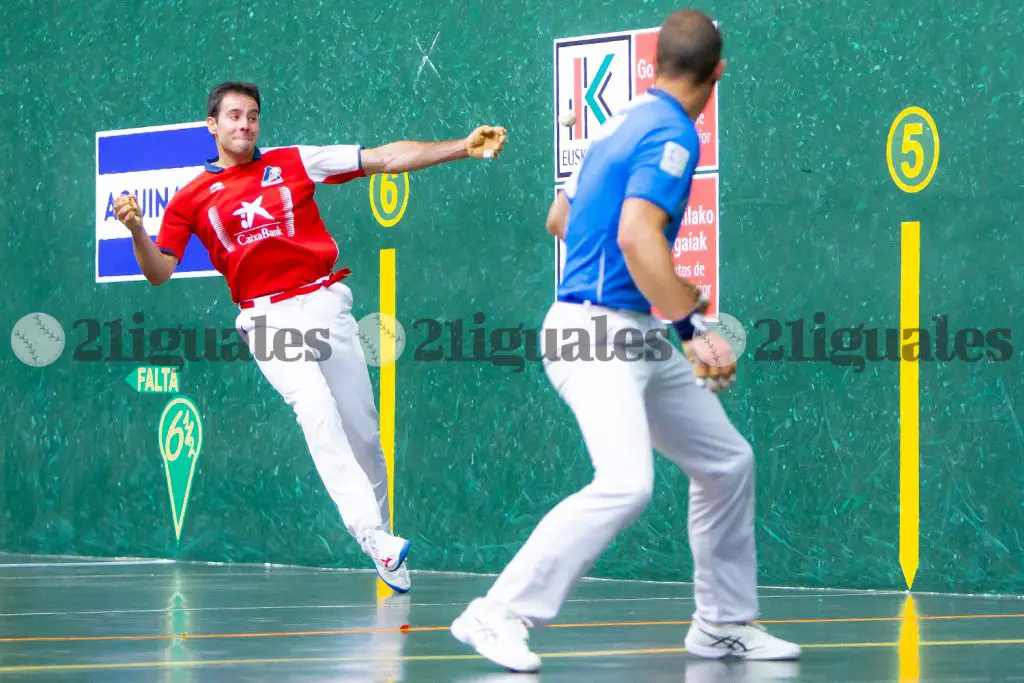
[887, 107, 939, 194]
[901, 123, 924, 179]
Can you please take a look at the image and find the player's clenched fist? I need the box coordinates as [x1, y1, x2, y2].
[113, 193, 144, 231]
[465, 125, 508, 159]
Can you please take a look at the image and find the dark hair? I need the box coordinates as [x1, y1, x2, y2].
[656, 10, 722, 83]
[206, 82, 261, 118]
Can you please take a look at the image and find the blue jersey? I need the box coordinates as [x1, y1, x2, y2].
[557, 87, 701, 313]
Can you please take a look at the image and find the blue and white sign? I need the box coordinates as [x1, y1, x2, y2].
[95, 122, 218, 283]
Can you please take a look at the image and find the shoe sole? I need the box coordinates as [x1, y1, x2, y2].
[376, 569, 411, 594]
[450, 615, 541, 673]
[394, 539, 411, 570]
[684, 639, 801, 661]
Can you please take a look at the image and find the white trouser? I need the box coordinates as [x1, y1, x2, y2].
[234, 281, 390, 540]
[487, 301, 758, 625]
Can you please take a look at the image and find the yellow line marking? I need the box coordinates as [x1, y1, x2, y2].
[5, 613, 1024, 643]
[806, 638, 1024, 648]
[376, 248, 397, 601]
[0, 626, 443, 643]
[900, 220, 921, 589]
[3, 639, 1024, 674]
[899, 595, 920, 682]
[380, 248, 396, 533]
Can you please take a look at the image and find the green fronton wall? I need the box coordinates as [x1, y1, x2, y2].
[1, 1, 1021, 595]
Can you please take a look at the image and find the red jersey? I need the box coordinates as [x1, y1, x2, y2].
[156, 145, 365, 303]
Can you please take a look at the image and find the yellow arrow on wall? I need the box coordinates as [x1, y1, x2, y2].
[899, 221, 920, 590]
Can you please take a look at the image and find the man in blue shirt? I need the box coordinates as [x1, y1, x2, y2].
[450, 10, 800, 672]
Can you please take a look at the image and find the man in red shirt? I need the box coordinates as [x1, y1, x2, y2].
[113, 81, 507, 593]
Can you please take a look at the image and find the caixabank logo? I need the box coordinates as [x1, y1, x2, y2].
[553, 31, 634, 181]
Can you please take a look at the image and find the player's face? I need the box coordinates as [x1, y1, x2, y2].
[208, 92, 260, 157]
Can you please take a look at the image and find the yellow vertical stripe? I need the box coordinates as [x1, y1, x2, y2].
[900, 221, 920, 590]
[377, 248, 397, 602]
[898, 595, 921, 681]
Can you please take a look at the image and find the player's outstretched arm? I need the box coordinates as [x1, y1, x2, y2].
[360, 125, 507, 175]
[617, 198, 703, 320]
[112, 194, 178, 286]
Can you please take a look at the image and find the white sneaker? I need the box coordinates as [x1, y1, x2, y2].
[379, 563, 411, 593]
[684, 615, 801, 660]
[360, 529, 411, 592]
[450, 598, 541, 673]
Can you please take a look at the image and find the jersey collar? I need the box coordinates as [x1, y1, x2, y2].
[646, 87, 688, 116]
[204, 147, 263, 173]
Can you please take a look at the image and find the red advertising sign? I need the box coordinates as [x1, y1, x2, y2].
[633, 27, 718, 171]
[555, 24, 722, 314]
[652, 173, 719, 319]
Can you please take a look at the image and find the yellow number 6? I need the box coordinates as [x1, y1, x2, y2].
[381, 174, 399, 214]
[164, 410, 184, 462]
[369, 173, 410, 228]
[901, 123, 924, 179]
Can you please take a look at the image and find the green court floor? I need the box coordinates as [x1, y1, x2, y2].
[0, 553, 1022, 681]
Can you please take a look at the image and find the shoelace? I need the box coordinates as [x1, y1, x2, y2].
[704, 619, 764, 632]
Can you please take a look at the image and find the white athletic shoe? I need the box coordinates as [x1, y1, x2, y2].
[684, 615, 801, 660]
[450, 598, 542, 673]
[379, 563, 411, 593]
[360, 529, 411, 593]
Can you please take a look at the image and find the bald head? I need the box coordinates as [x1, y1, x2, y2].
[656, 9, 723, 84]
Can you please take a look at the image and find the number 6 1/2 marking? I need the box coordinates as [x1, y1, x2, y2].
[887, 107, 940, 194]
[159, 397, 202, 464]
[369, 173, 410, 228]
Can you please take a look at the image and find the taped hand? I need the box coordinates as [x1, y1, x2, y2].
[684, 331, 737, 393]
[113, 193, 144, 231]
[465, 125, 508, 159]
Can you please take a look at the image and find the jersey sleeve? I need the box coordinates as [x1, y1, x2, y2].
[563, 164, 581, 201]
[296, 145, 366, 185]
[623, 127, 700, 218]
[154, 193, 193, 262]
